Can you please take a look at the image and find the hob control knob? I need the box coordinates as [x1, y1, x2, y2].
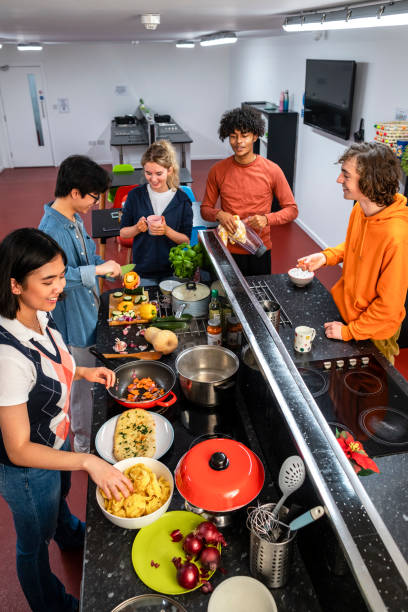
[349, 358, 357, 367]
[336, 360, 345, 368]
[323, 361, 332, 369]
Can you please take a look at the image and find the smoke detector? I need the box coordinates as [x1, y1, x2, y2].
[141, 14, 160, 30]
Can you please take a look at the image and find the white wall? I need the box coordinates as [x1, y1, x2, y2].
[0, 42, 232, 166]
[228, 27, 408, 249]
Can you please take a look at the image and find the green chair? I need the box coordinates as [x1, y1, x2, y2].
[108, 164, 135, 203]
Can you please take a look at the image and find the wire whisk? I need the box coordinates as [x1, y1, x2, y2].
[247, 503, 289, 543]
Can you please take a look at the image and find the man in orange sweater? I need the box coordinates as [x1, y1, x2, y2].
[299, 142, 408, 363]
[201, 107, 298, 275]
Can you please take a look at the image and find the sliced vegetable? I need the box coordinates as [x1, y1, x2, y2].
[113, 291, 123, 298]
[123, 295, 133, 302]
[124, 287, 145, 295]
[117, 300, 134, 312]
[112, 310, 122, 317]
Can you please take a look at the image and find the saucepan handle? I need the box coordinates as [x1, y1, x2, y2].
[156, 391, 177, 408]
[88, 346, 114, 369]
[214, 379, 236, 391]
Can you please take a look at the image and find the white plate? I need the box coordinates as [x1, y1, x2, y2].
[95, 412, 174, 464]
[208, 576, 277, 612]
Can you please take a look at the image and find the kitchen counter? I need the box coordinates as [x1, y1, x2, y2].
[200, 230, 408, 611]
[80, 291, 321, 612]
[249, 274, 408, 562]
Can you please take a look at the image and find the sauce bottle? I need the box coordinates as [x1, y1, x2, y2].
[209, 289, 221, 321]
[207, 318, 222, 345]
[227, 316, 243, 350]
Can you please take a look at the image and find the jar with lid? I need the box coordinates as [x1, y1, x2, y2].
[226, 316, 243, 350]
[207, 318, 222, 346]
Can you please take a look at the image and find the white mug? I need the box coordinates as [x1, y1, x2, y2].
[294, 326, 316, 352]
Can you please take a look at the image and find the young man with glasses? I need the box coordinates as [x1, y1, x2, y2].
[39, 155, 121, 452]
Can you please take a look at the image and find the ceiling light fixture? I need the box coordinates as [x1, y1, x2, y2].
[283, 0, 408, 31]
[200, 32, 238, 46]
[140, 14, 160, 31]
[0, 44, 3, 49]
[17, 43, 43, 51]
[176, 40, 195, 48]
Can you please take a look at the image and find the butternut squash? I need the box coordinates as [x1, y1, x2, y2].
[144, 327, 178, 354]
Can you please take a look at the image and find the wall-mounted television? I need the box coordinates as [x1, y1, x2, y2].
[304, 59, 356, 140]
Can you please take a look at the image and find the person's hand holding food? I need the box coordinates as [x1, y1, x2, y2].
[76, 366, 116, 388]
[82, 455, 133, 500]
[216, 210, 238, 234]
[95, 260, 122, 278]
[297, 253, 327, 272]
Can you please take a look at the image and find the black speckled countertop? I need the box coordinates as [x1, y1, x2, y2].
[249, 274, 408, 567]
[80, 290, 321, 612]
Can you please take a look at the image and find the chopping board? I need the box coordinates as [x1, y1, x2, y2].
[108, 289, 152, 326]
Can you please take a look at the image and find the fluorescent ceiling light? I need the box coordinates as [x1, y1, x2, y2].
[200, 32, 237, 47]
[0, 44, 3, 49]
[176, 41, 195, 48]
[17, 43, 43, 51]
[283, 0, 408, 31]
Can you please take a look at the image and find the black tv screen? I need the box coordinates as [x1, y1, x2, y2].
[304, 59, 356, 140]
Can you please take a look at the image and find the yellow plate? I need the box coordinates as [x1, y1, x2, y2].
[132, 511, 220, 595]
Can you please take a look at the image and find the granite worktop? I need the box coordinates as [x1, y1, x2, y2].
[80, 290, 321, 612]
[249, 274, 408, 565]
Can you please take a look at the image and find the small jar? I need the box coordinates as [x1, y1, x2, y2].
[227, 316, 242, 350]
[207, 318, 222, 346]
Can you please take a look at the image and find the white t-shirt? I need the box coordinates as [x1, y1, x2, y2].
[0, 312, 75, 406]
[147, 184, 176, 216]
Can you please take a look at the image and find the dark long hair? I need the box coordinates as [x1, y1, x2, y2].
[0, 228, 67, 319]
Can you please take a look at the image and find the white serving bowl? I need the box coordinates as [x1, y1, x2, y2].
[159, 279, 182, 295]
[96, 457, 174, 529]
[288, 267, 314, 287]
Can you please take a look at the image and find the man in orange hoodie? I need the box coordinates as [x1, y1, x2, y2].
[299, 142, 408, 363]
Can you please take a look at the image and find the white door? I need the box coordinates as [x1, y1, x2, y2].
[0, 65, 54, 166]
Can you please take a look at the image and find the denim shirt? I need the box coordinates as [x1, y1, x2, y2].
[39, 203, 104, 347]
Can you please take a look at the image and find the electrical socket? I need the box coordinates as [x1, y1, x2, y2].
[88, 140, 96, 146]
[97, 139, 105, 145]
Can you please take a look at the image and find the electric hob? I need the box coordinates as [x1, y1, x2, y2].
[297, 354, 408, 457]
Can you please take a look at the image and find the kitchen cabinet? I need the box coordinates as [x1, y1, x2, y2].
[241, 101, 298, 212]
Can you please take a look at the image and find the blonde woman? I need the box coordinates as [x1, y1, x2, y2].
[120, 140, 193, 285]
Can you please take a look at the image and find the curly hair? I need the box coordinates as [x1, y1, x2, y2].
[338, 142, 401, 207]
[218, 107, 265, 141]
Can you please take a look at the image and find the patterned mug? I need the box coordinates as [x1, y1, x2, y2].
[294, 326, 316, 352]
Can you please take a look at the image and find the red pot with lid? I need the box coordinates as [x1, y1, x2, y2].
[174, 437, 264, 515]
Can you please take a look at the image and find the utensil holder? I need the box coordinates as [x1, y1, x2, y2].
[249, 503, 295, 588]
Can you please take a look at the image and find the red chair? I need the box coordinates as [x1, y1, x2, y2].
[113, 185, 138, 262]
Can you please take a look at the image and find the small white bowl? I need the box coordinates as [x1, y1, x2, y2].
[208, 576, 277, 612]
[288, 267, 314, 287]
[96, 457, 174, 529]
[159, 279, 182, 295]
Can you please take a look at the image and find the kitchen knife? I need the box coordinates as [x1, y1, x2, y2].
[288, 506, 324, 531]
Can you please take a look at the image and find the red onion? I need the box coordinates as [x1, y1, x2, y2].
[201, 581, 213, 594]
[194, 521, 226, 546]
[199, 546, 221, 571]
[170, 529, 183, 542]
[176, 561, 200, 590]
[183, 532, 204, 557]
